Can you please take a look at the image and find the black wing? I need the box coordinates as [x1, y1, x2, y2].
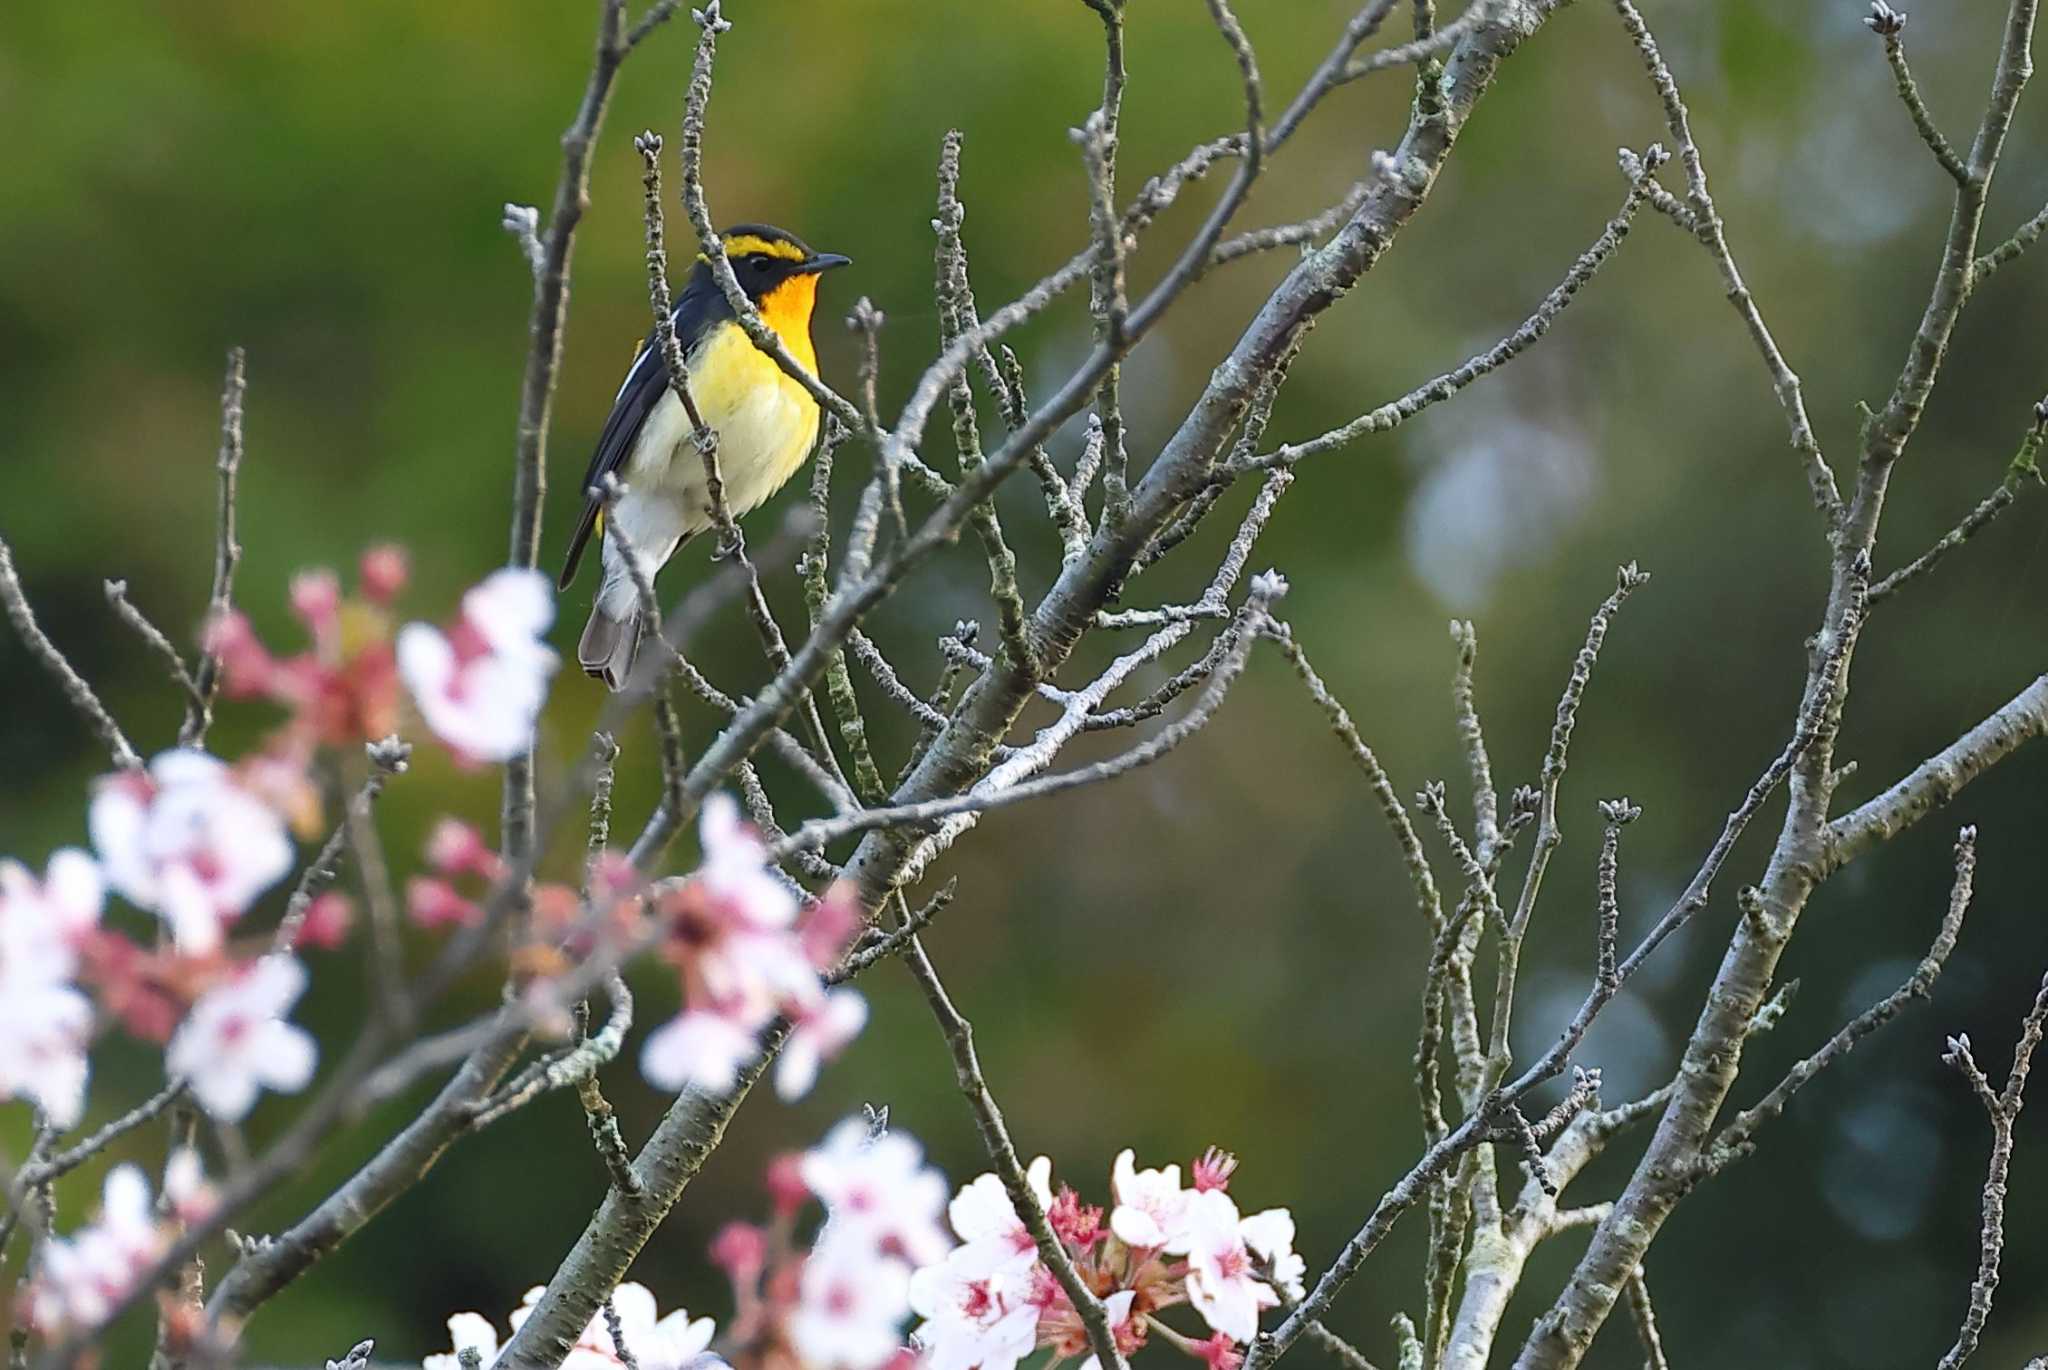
[558, 268, 735, 589]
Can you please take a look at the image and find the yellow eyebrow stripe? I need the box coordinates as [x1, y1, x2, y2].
[721, 233, 805, 262]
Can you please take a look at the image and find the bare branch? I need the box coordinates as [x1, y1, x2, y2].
[1613, 0, 1842, 525]
[1622, 1268, 1670, 1370]
[0, 531, 141, 770]
[1937, 969, 2048, 1370]
[1827, 672, 2048, 869]
[1704, 825, 1977, 1171]
[104, 578, 202, 709]
[1248, 155, 1661, 473]
[184, 346, 246, 745]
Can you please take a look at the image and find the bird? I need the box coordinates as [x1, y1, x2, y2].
[560, 222, 850, 689]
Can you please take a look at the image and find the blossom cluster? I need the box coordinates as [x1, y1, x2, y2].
[741, 1118, 953, 1370]
[908, 1148, 1303, 1370]
[2, 551, 884, 1349]
[425, 1283, 715, 1370]
[639, 796, 867, 1101]
[22, 1157, 216, 1336]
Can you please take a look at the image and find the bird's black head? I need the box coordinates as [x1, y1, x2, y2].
[713, 223, 851, 302]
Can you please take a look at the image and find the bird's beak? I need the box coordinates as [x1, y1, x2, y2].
[798, 251, 852, 274]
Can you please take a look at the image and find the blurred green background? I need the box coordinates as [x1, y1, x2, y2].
[3, 1, 2046, 1366]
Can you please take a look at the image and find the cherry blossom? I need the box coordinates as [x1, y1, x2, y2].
[422, 1311, 502, 1370]
[1073, 1291, 1139, 1370]
[776, 988, 868, 1102]
[639, 796, 864, 1099]
[907, 1256, 1040, 1370]
[0, 850, 102, 1125]
[1179, 1188, 1273, 1343]
[514, 1283, 716, 1370]
[291, 890, 354, 951]
[165, 954, 318, 1120]
[946, 1160, 1053, 1277]
[799, 1117, 953, 1268]
[397, 567, 558, 764]
[206, 546, 409, 751]
[89, 750, 294, 955]
[1109, 1149, 1191, 1251]
[1237, 1207, 1305, 1301]
[903, 1143, 1302, 1370]
[23, 1164, 170, 1334]
[790, 1228, 914, 1370]
[640, 1007, 759, 1095]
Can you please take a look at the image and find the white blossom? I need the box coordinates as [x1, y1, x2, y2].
[640, 1008, 758, 1095]
[776, 989, 868, 1102]
[504, 1282, 715, 1370]
[800, 1116, 954, 1268]
[24, 1165, 169, 1334]
[790, 1227, 913, 1370]
[1180, 1188, 1273, 1343]
[907, 1255, 1040, 1370]
[1109, 1149, 1191, 1252]
[89, 751, 293, 954]
[0, 850, 102, 1125]
[398, 567, 558, 763]
[166, 955, 318, 1120]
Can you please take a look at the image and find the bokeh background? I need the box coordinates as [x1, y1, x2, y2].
[3, 1, 2046, 1366]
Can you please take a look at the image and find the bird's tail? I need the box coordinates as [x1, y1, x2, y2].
[578, 603, 643, 692]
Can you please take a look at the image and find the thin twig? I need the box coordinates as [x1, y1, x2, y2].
[900, 925, 1130, 1370]
[1, 533, 142, 769]
[185, 346, 246, 746]
[1936, 967, 2048, 1370]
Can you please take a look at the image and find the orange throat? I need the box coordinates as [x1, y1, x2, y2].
[759, 274, 820, 374]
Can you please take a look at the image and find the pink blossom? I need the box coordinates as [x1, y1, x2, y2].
[777, 988, 868, 1102]
[23, 1165, 170, 1334]
[711, 1221, 769, 1286]
[165, 955, 318, 1120]
[766, 1152, 812, 1217]
[1191, 1331, 1245, 1370]
[425, 818, 501, 880]
[800, 1117, 954, 1269]
[800, 882, 864, 970]
[397, 567, 558, 764]
[289, 569, 342, 651]
[641, 796, 866, 1101]
[358, 544, 410, 604]
[791, 1228, 914, 1370]
[1190, 1146, 1239, 1193]
[207, 559, 405, 750]
[1109, 1149, 1190, 1252]
[1180, 1188, 1272, 1343]
[292, 891, 354, 951]
[407, 876, 484, 931]
[1074, 1290, 1140, 1370]
[1047, 1187, 1104, 1251]
[89, 750, 294, 955]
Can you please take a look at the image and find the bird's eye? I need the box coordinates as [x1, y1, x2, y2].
[749, 255, 773, 274]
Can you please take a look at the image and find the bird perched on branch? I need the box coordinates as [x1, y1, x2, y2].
[560, 223, 850, 688]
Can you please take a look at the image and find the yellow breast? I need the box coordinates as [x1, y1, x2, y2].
[686, 319, 820, 511]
